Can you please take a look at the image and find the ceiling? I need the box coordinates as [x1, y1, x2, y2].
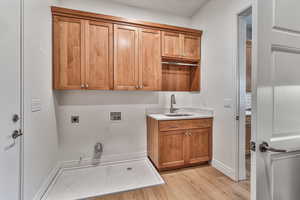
[106, 0, 209, 17]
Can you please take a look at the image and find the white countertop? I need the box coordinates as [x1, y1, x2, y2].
[146, 107, 214, 121]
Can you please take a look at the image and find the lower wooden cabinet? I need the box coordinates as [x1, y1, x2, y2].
[159, 130, 186, 168]
[147, 117, 213, 171]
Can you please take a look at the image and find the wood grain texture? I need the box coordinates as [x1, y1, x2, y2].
[51, 6, 202, 36]
[181, 34, 200, 60]
[162, 31, 181, 58]
[113, 24, 139, 90]
[147, 117, 160, 166]
[139, 28, 162, 90]
[159, 130, 186, 169]
[162, 65, 191, 91]
[85, 20, 113, 90]
[159, 119, 213, 132]
[90, 165, 250, 200]
[148, 118, 213, 171]
[190, 66, 200, 91]
[186, 128, 211, 164]
[53, 16, 85, 89]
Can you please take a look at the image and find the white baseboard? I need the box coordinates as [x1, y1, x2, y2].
[211, 159, 235, 180]
[60, 151, 147, 169]
[33, 163, 61, 200]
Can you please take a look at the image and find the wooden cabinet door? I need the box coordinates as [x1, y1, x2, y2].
[85, 20, 113, 90]
[181, 34, 200, 60]
[185, 128, 211, 165]
[114, 25, 139, 90]
[53, 16, 85, 89]
[162, 31, 181, 58]
[139, 28, 161, 90]
[159, 130, 186, 169]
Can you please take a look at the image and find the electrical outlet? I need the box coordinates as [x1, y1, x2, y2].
[110, 112, 121, 121]
[71, 116, 79, 124]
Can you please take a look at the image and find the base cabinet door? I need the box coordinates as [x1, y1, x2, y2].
[159, 130, 186, 169]
[185, 128, 211, 165]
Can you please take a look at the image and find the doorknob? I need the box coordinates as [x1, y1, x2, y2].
[259, 142, 287, 153]
[12, 129, 23, 139]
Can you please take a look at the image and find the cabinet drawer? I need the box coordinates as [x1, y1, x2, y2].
[159, 119, 212, 131]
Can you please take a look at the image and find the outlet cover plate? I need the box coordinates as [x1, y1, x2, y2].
[110, 112, 121, 121]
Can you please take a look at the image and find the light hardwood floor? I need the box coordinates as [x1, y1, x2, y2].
[90, 165, 250, 200]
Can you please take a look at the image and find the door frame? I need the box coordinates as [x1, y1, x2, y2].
[235, 3, 257, 200]
[235, 6, 252, 181]
[19, 0, 25, 199]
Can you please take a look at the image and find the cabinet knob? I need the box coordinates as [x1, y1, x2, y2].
[86, 84, 89, 88]
[135, 85, 139, 89]
[81, 84, 85, 89]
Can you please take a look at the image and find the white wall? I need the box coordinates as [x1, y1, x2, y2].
[55, 0, 195, 163]
[24, 0, 59, 199]
[191, 0, 251, 179]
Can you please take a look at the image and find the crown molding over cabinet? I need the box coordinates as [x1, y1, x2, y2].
[52, 7, 202, 91]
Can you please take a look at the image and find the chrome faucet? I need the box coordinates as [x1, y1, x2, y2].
[170, 94, 179, 113]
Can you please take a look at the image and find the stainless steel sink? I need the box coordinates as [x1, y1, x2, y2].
[164, 113, 193, 117]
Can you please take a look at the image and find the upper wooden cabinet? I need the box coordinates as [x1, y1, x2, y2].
[114, 26, 161, 91]
[85, 20, 113, 90]
[182, 34, 200, 60]
[161, 32, 181, 58]
[162, 31, 201, 61]
[52, 7, 202, 91]
[53, 16, 84, 90]
[53, 16, 113, 90]
[139, 28, 161, 91]
[113, 25, 139, 90]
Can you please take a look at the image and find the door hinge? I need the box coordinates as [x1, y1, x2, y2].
[236, 115, 240, 120]
[250, 141, 256, 152]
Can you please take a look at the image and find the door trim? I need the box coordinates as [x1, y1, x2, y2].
[20, 0, 25, 199]
[235, 3, 253, 182]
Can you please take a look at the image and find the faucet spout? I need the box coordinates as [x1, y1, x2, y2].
[170, 94, 179, 113]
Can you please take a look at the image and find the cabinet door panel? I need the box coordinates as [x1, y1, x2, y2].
[114, 25, 139, 90]
[182, 34, 200, 60]
[86, 21, 113, 90]
[139, 28, 161, 90]
[186, 128, 211, 164]
[53, 16, 84, 89]
[162, 31, 181, 58]
[159, 130, 186, 168]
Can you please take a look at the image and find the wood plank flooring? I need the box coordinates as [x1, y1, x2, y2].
[90, 165, 250, 200]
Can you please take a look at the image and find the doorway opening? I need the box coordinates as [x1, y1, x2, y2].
[237, 7, 252, 181]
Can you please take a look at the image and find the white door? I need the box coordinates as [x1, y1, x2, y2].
[0, 0, 22, 200]
[253, 0, 300, 199]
